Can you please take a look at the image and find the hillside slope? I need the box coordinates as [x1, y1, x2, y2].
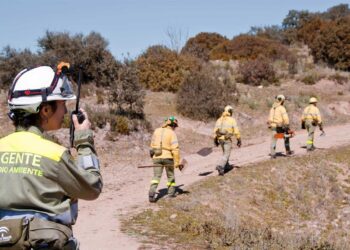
[74, 123, 350, 249]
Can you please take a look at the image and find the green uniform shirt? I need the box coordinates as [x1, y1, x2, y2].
[0, 126, 102, 225]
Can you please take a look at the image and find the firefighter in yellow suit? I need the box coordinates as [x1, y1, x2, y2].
[213, 105, 241, 176]
[301, 97, 324, 151]
[148, 116, 180, 202]
[267, 94, 293, 159]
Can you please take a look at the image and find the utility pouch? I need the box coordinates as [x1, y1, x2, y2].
[276, 127, 285, 134]
[0, 218, 29, 250]
[217, 129, 227, 136]
[301, 121, 306, 129]
[153, 148, 162, 157]
[28, 218, 72, 250]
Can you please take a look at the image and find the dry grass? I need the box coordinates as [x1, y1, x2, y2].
[123, 146, 350, 249]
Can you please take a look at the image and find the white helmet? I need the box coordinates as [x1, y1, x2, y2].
[8, 64, 76, 113]
[224, 105, 233, 112]
[276, 94, 285, 102]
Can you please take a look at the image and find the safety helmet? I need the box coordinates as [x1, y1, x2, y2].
[309, 97, 318, 104]
[224, 105, 233, 112]
[276, 94, 285, 102]
[8, 63, 76, 114]
[165, 116, 178, 127]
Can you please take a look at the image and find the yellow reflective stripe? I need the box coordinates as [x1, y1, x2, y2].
[0, 132, 65, 162]
[306, 140, 313, 144]
[151, 180, 160, 184]
[167, 182, 176, 187]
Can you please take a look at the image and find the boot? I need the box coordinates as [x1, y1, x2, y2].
[216, 166, 224, 176]
[286, 150, 294, 156]
[148, 192, 156, 203]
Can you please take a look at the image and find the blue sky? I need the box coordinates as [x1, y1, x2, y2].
[0, 0, 347, 59]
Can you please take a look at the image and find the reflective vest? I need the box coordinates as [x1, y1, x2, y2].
[302, 104, 322, 124]
[268, 103, 289, 128]
[0, 126, 102, 225]
[150, 126, 180, 166]
[213, 111, 241, 140]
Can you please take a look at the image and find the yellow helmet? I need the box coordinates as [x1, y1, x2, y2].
[309, 97, 318, 104]
[276, 94, 285, 102]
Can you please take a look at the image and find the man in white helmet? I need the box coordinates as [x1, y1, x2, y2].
[0, 63, 102, 249]
[301, 97, 324, 151]
[213, 105, 241, 176]
[267, 94, 293, 159]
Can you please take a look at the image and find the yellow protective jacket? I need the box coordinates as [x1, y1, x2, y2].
[150, 126, 180, 166]
[268, 102, 289, 128]
[213, 111, 241, 140]
[301, 104, 322, 124]
[0, 126, 102, 226]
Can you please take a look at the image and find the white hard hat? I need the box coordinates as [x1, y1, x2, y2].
[8, 65, 76, 113]
[276, 94, 285, 102]
[309, 97, 318, 103]
[224, 105, 233, 112]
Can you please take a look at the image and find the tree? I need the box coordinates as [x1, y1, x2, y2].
[0, 46, 39, 88]
[109, 60, 145, 118]
[176, 64, 239, 121]
[136, 45, 201, 92]
[282, 10, 312, 29]
[38, 31, 121, 86]
[323, 4, 350, 20]
[181, 32, 228, 61]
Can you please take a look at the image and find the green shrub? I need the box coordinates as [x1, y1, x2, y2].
[38, 31, 121, 86]
[84, 105, 109, 130]
[328, 73, 348, 85]
[237, 57, 278, 86]
[96, 89, 105, 104]
[0, 47, 39, 88]
[176, 64, 239, 121]
[136, 45, 202, 92]
[110, 115, 129, 135]
[181, 32, 229, 61]
[109, 60, 145, 119]
[301, 73, 320, 85]
[210, 35, 293, 62]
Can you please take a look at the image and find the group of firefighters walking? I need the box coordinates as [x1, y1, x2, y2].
[0, 61, 325, 249]
[148, 93, 324, 202]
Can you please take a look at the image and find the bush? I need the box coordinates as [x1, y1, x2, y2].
[38, 31, 121, 86]
[181, 32, 229, 61]
[210, 35, 295, 67]
[248, 25, 285, 43]
[176, 64, 239, 121]
[328, 73, 348, 85]
[136, 45, 202, 92]
[110, 115, 130, 135]
[237, 57, 278, 86]
[84, 105, 109, 130]
[109, 60, 145, 119]
[309, 16, 350, 71]
[0, 46, 39, 88]
[300, 73, 320, 85]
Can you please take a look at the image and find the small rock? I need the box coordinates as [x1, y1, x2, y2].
[169, 214, 177, 220]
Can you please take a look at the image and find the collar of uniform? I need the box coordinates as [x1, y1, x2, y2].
[16, 126, 44, 137]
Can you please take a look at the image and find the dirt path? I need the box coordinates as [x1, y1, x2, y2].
[74, 123, 350, 250]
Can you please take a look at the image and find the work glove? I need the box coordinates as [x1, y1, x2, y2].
[178, 164, 184, 171]
[237, 138, 242, 147]
[149, 149, 155, 158]
[213, 137, 219, 147]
